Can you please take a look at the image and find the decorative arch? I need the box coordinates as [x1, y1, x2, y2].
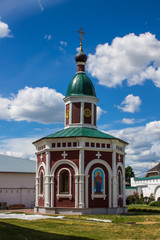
[85, 159, 112, 208]
[50, 159, 79, 208]
[85, 159, 112, 176]
[117, 162, 124, 177]
[51, 159, 78, 176]
[37, 162, 45, 177]
[154, 185, 160, 200]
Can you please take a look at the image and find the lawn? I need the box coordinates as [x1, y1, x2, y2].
[0, 213, 160, 240]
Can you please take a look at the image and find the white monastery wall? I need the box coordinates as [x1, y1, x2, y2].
[131, 177, 160, 200]
[0, 172, 35, 208]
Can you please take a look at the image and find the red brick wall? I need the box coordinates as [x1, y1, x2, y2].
[84, 150, 112, 169]
[54, 164, 75, 208]
[77, 65, 85, 72]
[38, 198, 44, 207]
[50, 150, 79, 170]
[72, 102, 81, 123]
[88, 163, 109, 208]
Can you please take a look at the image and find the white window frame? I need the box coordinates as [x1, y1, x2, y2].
[57, 168, 72, 200]
[39, 169, 44, 198]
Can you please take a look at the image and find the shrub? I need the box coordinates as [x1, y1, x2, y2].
[149, 201, 160, 207]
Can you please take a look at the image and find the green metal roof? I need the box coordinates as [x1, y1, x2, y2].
[126, 186, 138, 189]
[46, 127, 116, 139]
[33, 127, 128, 144]
[135, 176, 160, 181]
[66, 72, 96, 97]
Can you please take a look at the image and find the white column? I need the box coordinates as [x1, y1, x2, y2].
[81, 102, 84, 124]
[45, 151, 50, 207]
[109, 176, 112, 208]
[123, 154, 126, 207]
[35, 177, 39, 207]
[112, 143, 118, 208]
[91, 103, 94, 125]
[50, 177, 54, 208]
[79, 149, 85, 208]
[75, 175, 79, 208]
[123, 176, 126, 207]
[85, 175, 89, 208]
[69, 102, 72, 125]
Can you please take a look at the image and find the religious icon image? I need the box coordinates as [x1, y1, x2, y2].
[93, 168, 104, 195]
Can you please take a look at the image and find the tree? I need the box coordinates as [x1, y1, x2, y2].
[125, 166, 135, 185]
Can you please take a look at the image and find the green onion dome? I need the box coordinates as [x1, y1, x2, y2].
[66, 72, 96, 97]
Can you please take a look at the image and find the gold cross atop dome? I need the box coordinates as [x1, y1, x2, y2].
[77, 28, 85, 51]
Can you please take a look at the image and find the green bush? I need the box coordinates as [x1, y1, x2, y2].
[149, 201, 160, 207]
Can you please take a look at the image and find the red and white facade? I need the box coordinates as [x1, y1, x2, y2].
[33, 48, 128, 214]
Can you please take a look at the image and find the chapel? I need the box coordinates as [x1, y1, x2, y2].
[33, 30, 128, 214]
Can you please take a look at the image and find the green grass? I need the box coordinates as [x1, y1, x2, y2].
[128, 204, 160, 214]
[1, 214, 160, 239]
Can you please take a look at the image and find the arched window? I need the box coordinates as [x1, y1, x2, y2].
[40, 171, 44, 194]
[60, 170, 69, 193]
[118, 171, 122, 196]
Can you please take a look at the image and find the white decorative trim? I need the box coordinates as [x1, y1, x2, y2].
[57, 168, 72, 199]
[51, 159, 78, 208]
[91, 167, 106, 200]
[51, 159, 78, 176]
[65, 123, 97, 129]
[117, 161, 125, 207]
[79, 150, 85, 208]
[39, 169, 44, 196]
[96, 151, 102, 159]
[37, 162, 45, 175]
[85, 159, 112, 177]
[61, 151, 68, 159]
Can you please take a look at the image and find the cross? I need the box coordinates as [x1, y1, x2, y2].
[96, 151, 102, 159]
[77, 28, 85, 50]
[118, 154, 121, 161]
[40, 154, 43, 161]
[61, 151, 68, 159]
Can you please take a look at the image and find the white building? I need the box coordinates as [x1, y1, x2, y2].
[0, 154, 36, 209]
[131, 163, 160, 200]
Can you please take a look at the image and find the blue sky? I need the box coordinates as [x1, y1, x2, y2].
[0, 0, 160, 176]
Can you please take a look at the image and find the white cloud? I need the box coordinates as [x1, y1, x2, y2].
[117, 94, 141, 113]
[44, 34, 52, 41]
[0, 87, 64, 124]
[97, 106, 105, 120]
[87, 32, 160, 88]
[108, 120, 160, 177]
[76, 47, 80, 52]
[0, 20, 11, 38]
[38, 0, 44, 11]
[0, 137, 36, 160]
[60, 41, 67, 47]
[122, 118, 135, 124]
